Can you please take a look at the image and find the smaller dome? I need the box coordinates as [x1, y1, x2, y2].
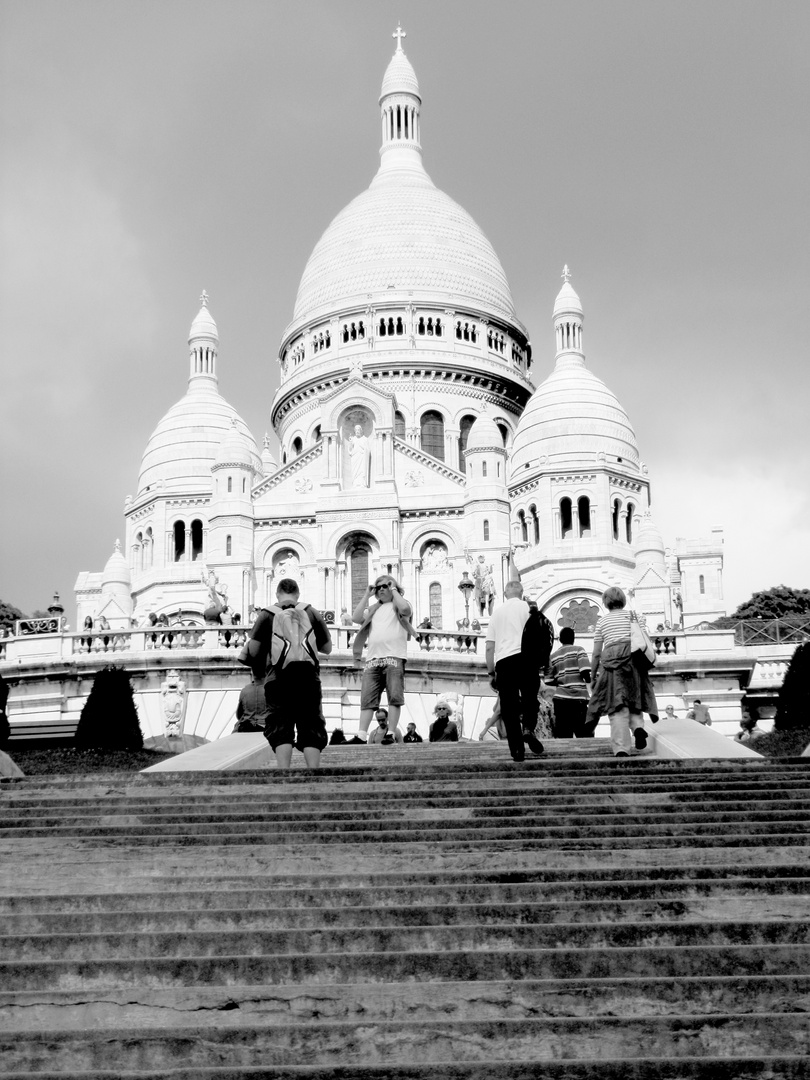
[380, 47, 420, 101]
[213, 420, 254, 471]
[261, 434, 278, 476]
[553, 280, 583, 319]
[466, 414, 503, 453]
[635, 513, 666, 568]
[102, 540, 131, 590]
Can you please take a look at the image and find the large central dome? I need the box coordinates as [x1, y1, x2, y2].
[291, 39, 518, 330]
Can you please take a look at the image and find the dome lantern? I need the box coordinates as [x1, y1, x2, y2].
[553, 265, 584, 360]
[378, 24, 422, 172]
[188, 290, 218, 386]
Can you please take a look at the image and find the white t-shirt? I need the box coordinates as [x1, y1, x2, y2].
[486, 597, 530, 665]
[367, 601, 410, 660]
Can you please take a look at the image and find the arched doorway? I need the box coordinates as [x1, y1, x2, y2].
[348, 538, 372, 612]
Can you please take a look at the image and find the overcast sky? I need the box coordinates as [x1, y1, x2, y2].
[1, 0, 808, 618]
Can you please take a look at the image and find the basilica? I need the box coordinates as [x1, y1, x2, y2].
[75, 31, 725, 636]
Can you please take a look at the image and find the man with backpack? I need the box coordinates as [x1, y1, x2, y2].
[485, 581, 551, 762]
[240, 578, 332, 768]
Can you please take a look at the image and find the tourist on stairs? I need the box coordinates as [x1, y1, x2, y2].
[587, 587, 657, 757]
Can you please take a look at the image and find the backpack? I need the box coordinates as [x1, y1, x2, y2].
[267, 604, 318, 671]
[521, 602, 555, 674]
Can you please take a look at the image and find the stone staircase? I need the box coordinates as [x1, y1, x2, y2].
[0, 739, 808, 1078]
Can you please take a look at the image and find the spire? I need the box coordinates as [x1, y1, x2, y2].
[553, 266, 584, 362]
[375, 25, 425, 182]
[188, 291, 219, 386]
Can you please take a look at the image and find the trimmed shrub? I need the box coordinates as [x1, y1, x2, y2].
[774, 641, 810, 731]
[74, 665, 143, 750]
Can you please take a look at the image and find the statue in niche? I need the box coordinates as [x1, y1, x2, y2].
[421, 542, 448, 572]
[347, 423, 371, 488]
[274, 550, 300, 582]
[160, 670, 187, 738]
[473, 554, 496, 616]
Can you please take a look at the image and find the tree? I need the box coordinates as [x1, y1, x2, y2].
[0, 600, 25, 633]
[74, 666, 144, 750]
[773, 642, 810, 733]
[713, 586, 810, 627]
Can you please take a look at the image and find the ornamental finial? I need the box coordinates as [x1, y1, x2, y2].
[561, 265, 571, 284]
[392, 24, 406, 52]
[200, 289, 209, 308]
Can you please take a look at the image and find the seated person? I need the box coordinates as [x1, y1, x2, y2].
[367, 707, 404, 744]
[403, 722, 423, 743]
[734, 716, 766, 746]
[429, 701, 459, 742]
[232, 675, 269, 733]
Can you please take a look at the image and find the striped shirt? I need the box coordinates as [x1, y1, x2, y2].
[593, 609, 647, 648]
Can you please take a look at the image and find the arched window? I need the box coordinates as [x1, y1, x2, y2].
[226, 535, 232, 557]
[420, 410, 445, 461]
[292, 437, 303, 457]
[560, 498, 573, 539]
[144, 527, 153, 569]
[191, 519, 203, 561]
[482, 461, 487, 477]
[483, 519, 490, 541]
[578, 497, 591, 538]
[612, 499, 621, 541]
[626, 502, 635, 544]
[458, 414, 475, 472]
[530, 505, 539, 545]
[496, 422, 508, 446]
[429, 582, 443, 628]
[394, 411, 406, 439]
[173, 520, 185, 561]
[242, 478, 246, 493]
[135, 532, 143, 573]
[313, 425, 321, 443]
[227, 476, 232, 493]
[518, 509, 528, 543]
[349, 540, 371, 612]
[699, 574, 705, 594]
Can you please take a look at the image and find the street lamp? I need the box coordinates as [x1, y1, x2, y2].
[458, 571, 475, 624]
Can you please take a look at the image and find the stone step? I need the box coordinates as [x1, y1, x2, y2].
[4, 1058, 808, 1080]
[6, 894, 809, 936]
[3, 866, 806, 912]
[3, 975, 809, 1031]
[1, 1013, 808, 1073]
[4, 943, 808, 992]
[5, 801, 810, 831]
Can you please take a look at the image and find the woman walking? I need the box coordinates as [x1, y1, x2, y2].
[588, 587, 658, 757]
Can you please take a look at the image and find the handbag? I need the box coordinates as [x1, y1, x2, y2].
[630, 612, 656, 669]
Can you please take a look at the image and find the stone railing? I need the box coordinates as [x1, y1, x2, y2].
[327, 626, 480, 655]
[652, 633, 679, 656]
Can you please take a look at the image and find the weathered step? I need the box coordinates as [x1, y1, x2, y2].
[4, 943, 807, 991]
[7, 894, 808, 935]
[1, 1012, 808, 1072]
[3, 975, 809, 1031]
[3, 866, 807, 911]
[3, 1058, 809, 1080]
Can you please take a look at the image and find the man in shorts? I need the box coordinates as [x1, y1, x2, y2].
[241, 578, 332, 768]
[349, 574, 415, 743]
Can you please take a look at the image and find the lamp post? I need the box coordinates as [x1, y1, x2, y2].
[458, 571, 475, 624]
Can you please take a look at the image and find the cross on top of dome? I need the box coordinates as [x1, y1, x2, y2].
[200, 289, 209, 307]
[561, 265, 572, 284]
[392, 24, 406, 52]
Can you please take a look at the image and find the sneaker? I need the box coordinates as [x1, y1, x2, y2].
[524, 734, 544, 756]
[633, 728, 648, 750]
[347, 736, 366, 745]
